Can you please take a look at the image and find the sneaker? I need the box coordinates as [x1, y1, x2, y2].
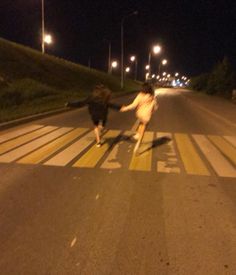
[96, 142, 102, 147]
[133, 133, 140, 140]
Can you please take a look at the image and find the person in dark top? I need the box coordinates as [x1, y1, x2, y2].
[66, 84, 121, 147]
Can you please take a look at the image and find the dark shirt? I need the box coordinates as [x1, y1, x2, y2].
[67, 96, 121, 120]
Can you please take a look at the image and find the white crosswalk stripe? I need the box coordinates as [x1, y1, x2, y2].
[0, 125, 235, 177]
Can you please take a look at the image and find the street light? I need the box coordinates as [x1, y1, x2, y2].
[145, 65, 150, 70]
[158, 59, 167, 75]
[111, 60, 118, 74]
[148, 44, 161, 77]
[44, 34, 52, 44]
[130, 55, 138, 80]
[121, 11, 138, 89]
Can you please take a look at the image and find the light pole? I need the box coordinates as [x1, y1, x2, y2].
[108, 41, 111, 74]
[148, 45, 161, 77]
[121, 11, 138, 89]
[111, 60, 118, 74]
[158, 59, 167, 75]
[130, 55, 138, 80]
[41, 0, 45, 53]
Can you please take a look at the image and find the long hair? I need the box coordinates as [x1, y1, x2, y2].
[142, 82, 154, 96]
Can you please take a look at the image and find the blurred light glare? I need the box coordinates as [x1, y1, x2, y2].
[44, 34, 52, 44]
[145, 65, 150, 70]
[163, 72, 166, 76]
[111, 61, 118, 68]
[162, 59, 167, 65]
[130, 56, 136, 62]
[175, 72, 179, 77]
[125, 67, 130, 72]
[152, 74, 155, 78]
[153, 45, 161, 54]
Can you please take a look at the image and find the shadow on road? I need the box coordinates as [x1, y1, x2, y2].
[139, 136, 172, 155]
[100, 134, 171, 155]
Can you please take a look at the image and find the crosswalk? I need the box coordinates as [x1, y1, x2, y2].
[0, 124, 236, 177]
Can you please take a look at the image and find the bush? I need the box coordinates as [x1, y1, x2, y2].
[190, 57, 235, 98]
[206, 57, 235, 97]
[190, 73, 210, 91]
[0, 78, 57, 107]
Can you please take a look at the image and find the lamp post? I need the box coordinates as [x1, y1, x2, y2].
[148, 44, 161, 77]
[121, 11, 138, 89]
[41, 0, 45, 53]
[130, 55, 138, 80]
[158, 59, 167, 75]
[106, 41, 111, 74]
[111, 60, 118, 74]
[125, 67, 130, 79]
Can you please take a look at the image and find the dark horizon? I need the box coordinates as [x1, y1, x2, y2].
[0, 0, 235, 79]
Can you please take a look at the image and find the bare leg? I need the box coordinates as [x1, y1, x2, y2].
[133, 123, 146, 154]
[94, 126, 101, 145]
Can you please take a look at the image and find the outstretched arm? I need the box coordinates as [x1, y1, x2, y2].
[108, 102, 122, 111]
[120, 94, 140, 112]
[66, 97, 89, 108]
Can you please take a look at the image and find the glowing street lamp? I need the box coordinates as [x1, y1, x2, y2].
[125, 67, 130, 73]
[148, 44, 162, 75]
[111, 60, 118, 74]
[162, 59, 167, 65]
[175, 72, 179, 77]
[162, 72, 166, 76]
[145, 65, 150, 70]
[130, 55, 138, 80]
[158, 58, 168, 75]
[44, 34, 52, 44]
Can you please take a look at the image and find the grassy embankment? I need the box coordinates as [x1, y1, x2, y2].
[0, 38, 141, 122]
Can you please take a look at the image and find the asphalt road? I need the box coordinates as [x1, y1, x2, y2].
[0, 88, 236, 275]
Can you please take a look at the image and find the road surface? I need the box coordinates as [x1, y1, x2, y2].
[0, 88, 236, 275]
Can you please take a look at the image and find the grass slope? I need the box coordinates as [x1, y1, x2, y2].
[0, 38, 141, 122]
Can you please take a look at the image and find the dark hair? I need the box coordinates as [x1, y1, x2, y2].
[92, 84, 111, 103]
[142, 82, 154, 95]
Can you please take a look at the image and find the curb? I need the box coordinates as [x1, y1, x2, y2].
[0, 107, 72, 131]
[0, 91, 137, 131]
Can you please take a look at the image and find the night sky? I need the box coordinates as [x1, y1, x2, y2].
[0, 0, 235, 78]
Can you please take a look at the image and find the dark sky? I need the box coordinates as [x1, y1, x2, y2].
[0, 0, 235, 78]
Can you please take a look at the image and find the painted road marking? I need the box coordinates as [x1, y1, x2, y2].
[0, 124, 43, 144]
[0, 126, 57, 155]
[1, 124, 235, 178]
[208, 135, 236, 166]
[157, 132, 181, 174]
[192, 135, 236, 178]
[17, 128, 86, 164]
[73, 130, 121, 168]
[223, 136, 236, 148]
[0, 127, 70, 163]
[175, 133, 210, 176]
[44, 130, 94, 166]
[101, 131, 132, 169]
[129, 131, 154, 171]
